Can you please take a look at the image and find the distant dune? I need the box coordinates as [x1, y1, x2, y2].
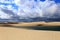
[0, 22, 60, 26]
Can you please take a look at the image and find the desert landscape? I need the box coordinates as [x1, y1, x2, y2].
[0, 22, 60, 26]
[0, 22, 60, 40]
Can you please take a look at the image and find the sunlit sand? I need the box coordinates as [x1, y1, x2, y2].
[0, 27, 60, 40]
[0, 22, 60, 40]
[0, 22, 60, 26]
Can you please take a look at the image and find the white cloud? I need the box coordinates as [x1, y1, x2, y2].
[0, 0, 60, 20]
[16, 0, 60, 19]
[0, 8, 11, 19]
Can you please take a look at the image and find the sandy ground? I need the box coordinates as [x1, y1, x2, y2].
[0, 27, 60, 40]
[0, 22, 60, 26]
[0, 22, 60, 40]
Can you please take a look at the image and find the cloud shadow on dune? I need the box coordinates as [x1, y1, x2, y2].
[0, 24, 60, 31]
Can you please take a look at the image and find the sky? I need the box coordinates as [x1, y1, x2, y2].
[54, 0, 60, 3]
[0, 0, 60, 10]
[34, 0, 60, 3]
[0, 0, 60, 9]
[0, 0, 60, 20]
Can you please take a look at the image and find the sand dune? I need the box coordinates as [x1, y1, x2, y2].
[0, 22, 60, 40]
[0, 22, 60, 26]
[0, 27, 60, 40]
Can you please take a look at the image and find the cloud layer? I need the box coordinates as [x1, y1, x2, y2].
[0, 0, 60, 21]
[16, 0, 60, 19]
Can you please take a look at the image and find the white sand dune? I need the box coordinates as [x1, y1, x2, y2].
[0, 22, 60, 26]
[0, 22, 60, 40]
[0, 27, 60, 40]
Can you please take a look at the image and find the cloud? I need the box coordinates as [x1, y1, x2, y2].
[0, 8, 11, 19]
[15, 0, 60, 19]
[0, 0, 60, 20]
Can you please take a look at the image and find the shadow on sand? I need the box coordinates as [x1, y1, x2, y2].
[0, 24, 60, 31]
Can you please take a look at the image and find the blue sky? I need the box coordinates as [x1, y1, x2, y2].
[35, 0, 60, 3]
[55, 0, 60, 3]
[0, 0, 60, 10]
[0, 0, 60, 20]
